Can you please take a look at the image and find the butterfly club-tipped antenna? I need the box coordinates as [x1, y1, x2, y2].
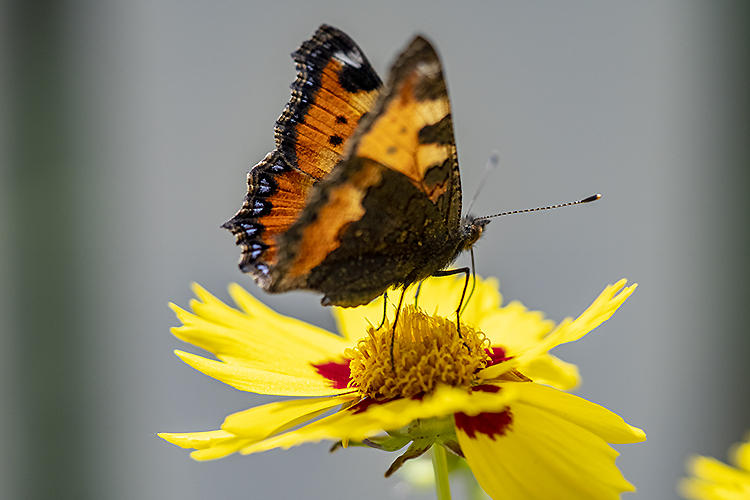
[473, 193, 601, 223]
[458, 193, 602, 330]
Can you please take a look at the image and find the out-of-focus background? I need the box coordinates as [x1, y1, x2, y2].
[2, 1, 749, 499]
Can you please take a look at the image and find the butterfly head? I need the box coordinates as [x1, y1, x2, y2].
[459, 216, 490, 251]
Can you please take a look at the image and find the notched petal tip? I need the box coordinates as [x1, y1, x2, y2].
[606, 279, 637, 303]
[168, 303, 193, 325]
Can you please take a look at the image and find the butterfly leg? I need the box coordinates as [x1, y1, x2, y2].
[432, 267, 471, 344]
[460, 248, 479, 316]
[378, 291, 389, 330]
[413, 281, 424, 309]
[390, 288, 408, 371]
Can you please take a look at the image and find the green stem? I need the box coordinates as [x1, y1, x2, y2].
[431, 445, 452, 500]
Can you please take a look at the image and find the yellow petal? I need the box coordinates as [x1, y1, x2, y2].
[332, 275, 503, 340]
[480, 300, 555, 353]
[240, 384, 519, 455]
[175, 284, 352, 360]
[733, 439, 750, 473]
[539, 279, 636, 351]
[169, 284, 355, 396]
[519, 354, 580, 390]
[515, 383, 646, 444]
[408, 274, 503, 326]
[332, 302, 383, 342]
[678, 476, 750, 500]
[479, 280, 635, 380]
[679, 454, 750, 500]
[159, 429, 234, 449]
[221, 396, 351, 438]
[457, 396, 636, 500]
[158, 429, 251, 460]
[159, 395, 352, 460]
[227, 284, 348, 347]
[174, 350, 350, 396]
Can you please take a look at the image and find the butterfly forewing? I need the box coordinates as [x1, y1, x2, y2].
[275, 25, 383, 179]
[349, 36, 462, 233]
[223, 25, 383, 281]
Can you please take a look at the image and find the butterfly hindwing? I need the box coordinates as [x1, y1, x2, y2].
[222, 151, 315, 286]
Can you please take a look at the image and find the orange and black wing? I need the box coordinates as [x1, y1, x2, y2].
[270, 36, 467, 307]
[223, 25, 383, 287]
[348, 35, 463, 232]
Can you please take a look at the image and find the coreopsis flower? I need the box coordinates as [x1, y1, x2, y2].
[160, 276, 645, 499]
[679, 432, 750, 499]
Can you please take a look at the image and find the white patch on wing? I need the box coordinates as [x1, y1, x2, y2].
[333, 50, 363, 68]
[416, 61, 440, 78]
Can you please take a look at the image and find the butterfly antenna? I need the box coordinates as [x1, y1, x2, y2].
[475, 194, 601, 221]
[466, 150, 500, 215]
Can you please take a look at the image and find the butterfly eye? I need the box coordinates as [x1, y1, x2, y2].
[461, 218, 489, 250]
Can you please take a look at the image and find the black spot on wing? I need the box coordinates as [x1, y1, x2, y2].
[305, 26, 381, 94]
[339, 63, 381, 93]
[222, 152, 288, 271]
[422, 158, 453, 187]
[418, 114, 454, 145]
[276, 25, 383, 169]
[413, 74, 447, 101]
[329, 135, 344, 146]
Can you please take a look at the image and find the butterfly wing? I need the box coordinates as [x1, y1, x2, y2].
[223, 25, 383, 287]
[349, 35, 463, 231]
[270, 36, 466, 307]
[276, 25, 383, 179]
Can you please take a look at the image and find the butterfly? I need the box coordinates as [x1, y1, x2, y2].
[223, 25, 489, 308]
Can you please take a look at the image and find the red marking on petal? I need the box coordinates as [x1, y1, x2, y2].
[454, 409, 513, 439]
[312, 359, 351, 389]
[484, 347, 512, 367]
[348, 396, 401, 414]
[474, 384, 502, 394]
[349, 397, 378, 414]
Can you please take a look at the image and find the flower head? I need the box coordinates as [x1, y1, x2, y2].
[160, 276, 645, 499]
[679, 432, 750, 500]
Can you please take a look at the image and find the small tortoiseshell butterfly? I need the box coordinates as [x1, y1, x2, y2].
[223, 25, 489, 308]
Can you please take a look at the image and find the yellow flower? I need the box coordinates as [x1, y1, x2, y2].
[679, 432, 750, 499]
[159, 276, 645, 500]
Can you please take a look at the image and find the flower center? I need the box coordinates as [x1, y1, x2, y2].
[347, 305, 491, 399]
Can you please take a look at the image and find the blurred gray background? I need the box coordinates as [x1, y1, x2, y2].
[3, 1, 749, 499]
